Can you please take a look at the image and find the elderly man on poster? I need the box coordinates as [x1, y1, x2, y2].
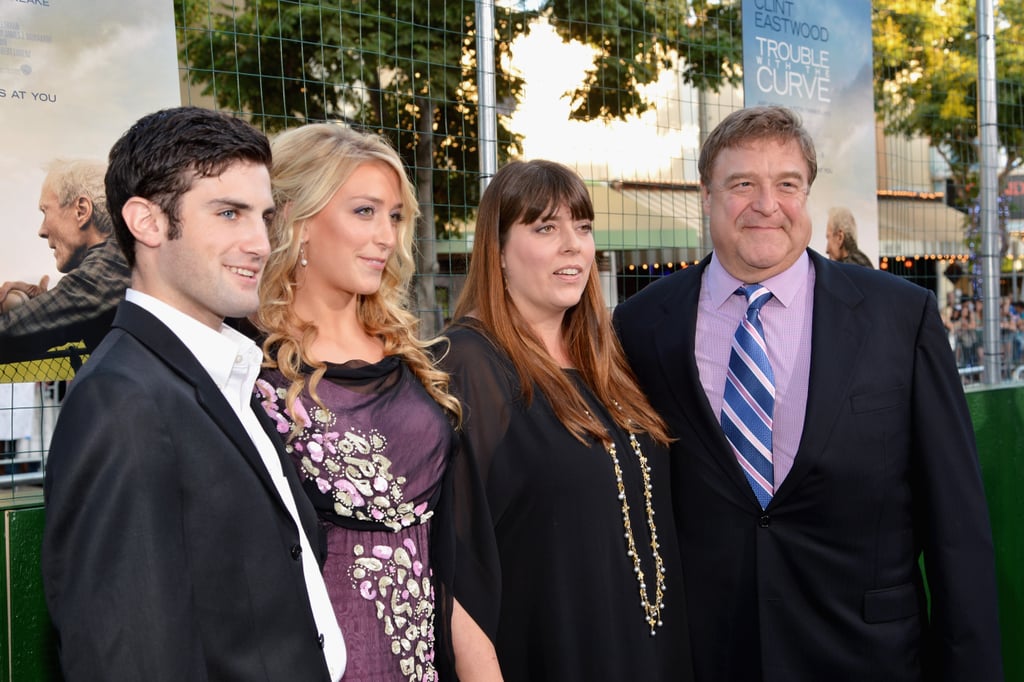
[0, 159, 130, 365]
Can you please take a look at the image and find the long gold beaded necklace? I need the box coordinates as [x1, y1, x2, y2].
[606, 423, 667, 635]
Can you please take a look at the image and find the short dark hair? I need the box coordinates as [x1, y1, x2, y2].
[105, 106, 272, 268]
[698, 105, 818, 188]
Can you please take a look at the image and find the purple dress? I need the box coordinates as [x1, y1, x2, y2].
[256, 356, 453, 681]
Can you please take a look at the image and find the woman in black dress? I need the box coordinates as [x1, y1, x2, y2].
[442, 160, 693, 681]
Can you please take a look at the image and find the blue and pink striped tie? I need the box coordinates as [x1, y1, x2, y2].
[721, 285, 775, 509]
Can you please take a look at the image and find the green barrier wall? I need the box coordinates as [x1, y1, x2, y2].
[1, 386, 1020, 680]
[0, 496, 61, 682]
[966, 384, 1024, 681]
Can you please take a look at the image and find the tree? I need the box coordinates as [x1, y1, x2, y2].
[178, 0, 525, 335]
[544, 0, 742, 121]
[873, 0, 1024, 210]
[874, 0, 1024, 295]
[176, 0, 743, 335]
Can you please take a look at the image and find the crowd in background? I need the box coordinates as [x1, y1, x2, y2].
[943, 291, 1024, 380]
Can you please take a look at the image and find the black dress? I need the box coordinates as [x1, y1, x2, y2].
[440, 319, 693, 682]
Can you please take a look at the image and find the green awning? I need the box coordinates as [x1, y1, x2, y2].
[878, 197, 969, 257]
[589, 183, 703, 250]
[434, 182, 704, 254]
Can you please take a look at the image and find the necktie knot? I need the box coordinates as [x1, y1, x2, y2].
[738, 284, 772, 316]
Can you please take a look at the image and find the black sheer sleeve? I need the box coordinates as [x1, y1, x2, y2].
[429, 436, 458, 681]
[437, 319, 517, 642]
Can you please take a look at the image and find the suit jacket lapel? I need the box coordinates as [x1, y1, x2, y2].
[111, 302, 293, 517]
[252, 394, 321, 545]
[653, 259, 761, 503]
[773, 252, 869, 505]
[652, 265, 705, 420]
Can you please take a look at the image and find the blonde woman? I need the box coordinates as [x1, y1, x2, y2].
[253, 123, 461, 681]
[441, 160, 692, 681]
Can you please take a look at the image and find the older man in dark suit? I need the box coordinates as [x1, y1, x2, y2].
[614, 105, 1002, 681]
[42, 107, 346, 682]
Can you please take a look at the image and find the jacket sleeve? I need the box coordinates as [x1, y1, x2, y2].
[42, 369, 210, 682]
[0, 242, 129, 363]
[910, 291, 1003, 681]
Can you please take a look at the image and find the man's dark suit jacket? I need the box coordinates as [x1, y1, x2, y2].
[42, 301, 333, 682]
[613, 250, 1002, 682]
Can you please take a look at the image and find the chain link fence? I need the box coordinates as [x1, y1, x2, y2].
[3, 0, 1023, 489]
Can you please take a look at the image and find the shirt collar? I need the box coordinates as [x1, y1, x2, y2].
[707, 250, 811, 309]
[124, 288, 263, 394]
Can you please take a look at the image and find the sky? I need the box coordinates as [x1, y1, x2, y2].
[505, 18, 704, 185]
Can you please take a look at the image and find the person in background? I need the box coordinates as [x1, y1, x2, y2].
[940, 289, 958, 352]
[948, 292, 976, 368]
[1013, 300, 1024, 368]
[999, 295, 1016, 377]
[962, 297, 983, 370]
[614, 105, 1001, 682]
[42, 106, 345, 682]
[0, 159, 130, 364]
[440, 159, 691, 681]
[253, 122, 461, 681]
[825, 205, 873, 268]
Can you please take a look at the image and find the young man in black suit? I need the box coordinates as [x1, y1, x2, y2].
[42, 107, 346, 681]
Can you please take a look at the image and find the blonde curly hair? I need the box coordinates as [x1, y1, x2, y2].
[256, 122, 460, 429]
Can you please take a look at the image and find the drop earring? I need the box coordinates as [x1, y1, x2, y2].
[299, 244, 308, 267]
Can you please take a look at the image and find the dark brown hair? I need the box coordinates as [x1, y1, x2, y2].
[106, 106, 272, 268]
[454, 160, 669, 446]
[698, 105, 818, 187]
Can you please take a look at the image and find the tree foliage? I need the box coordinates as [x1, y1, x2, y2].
[544, 0, 742, 121]
[176, 0, 744, 334]
[177, 0, 744, 221]
[177, 0, 525, 235]
[873, 0, 1024, 207]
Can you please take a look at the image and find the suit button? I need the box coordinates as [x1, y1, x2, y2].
[318, 633, 325, 649]
[759, 514, 770, 527]
[290, 544, 302, 559]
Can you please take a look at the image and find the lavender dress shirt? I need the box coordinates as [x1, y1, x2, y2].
[694, 251, 815, 485]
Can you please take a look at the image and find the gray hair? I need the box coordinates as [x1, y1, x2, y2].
[44, 158, 112, 236]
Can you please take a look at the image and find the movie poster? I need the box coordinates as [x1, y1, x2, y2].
[1, 0, 180, 284]
[742, 0, 877, 262]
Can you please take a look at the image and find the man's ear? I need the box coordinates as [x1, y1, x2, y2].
[121, 197, 164, 248]
[74, 196, 93, 229]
